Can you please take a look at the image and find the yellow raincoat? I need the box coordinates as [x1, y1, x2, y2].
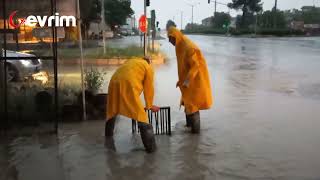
[168, 27, 213, 114]
[106, 58, 154, 123]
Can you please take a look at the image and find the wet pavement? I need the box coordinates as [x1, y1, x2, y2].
[1, 35, 320, 180]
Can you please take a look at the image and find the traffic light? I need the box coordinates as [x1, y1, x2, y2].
[151, 10, 156, 29]
[146, 0, 150, 7]
[208, 0, 210, 3]
[156, 21, 159, 27]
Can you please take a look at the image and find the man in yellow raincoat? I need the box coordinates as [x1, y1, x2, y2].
[105, 57, 160, 153]
[167, 25, 213, 134]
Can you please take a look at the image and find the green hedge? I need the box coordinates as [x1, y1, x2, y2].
[184, 28, 227, 35]
[185, 27, 306, 36]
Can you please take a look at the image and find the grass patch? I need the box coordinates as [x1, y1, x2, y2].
[32, 45, 159, 60]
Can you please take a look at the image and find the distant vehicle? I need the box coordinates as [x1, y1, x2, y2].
[120, 29, 129, 36]
[1, 50, 42, 82]
[104, 31, 114, 39]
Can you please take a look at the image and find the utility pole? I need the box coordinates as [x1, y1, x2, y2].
[273, 0, 278, 28]
[214, 0, 217, 17]
[144, 0, 147, 56]
[181, 11, 183, 30]
[77, 0, 86, 120]
[191, 5, 194, 26]
[185, 1, 200, 29]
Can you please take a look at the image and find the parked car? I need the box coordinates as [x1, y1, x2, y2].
[1, 50, 42, 82]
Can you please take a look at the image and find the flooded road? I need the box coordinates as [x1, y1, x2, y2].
[1, 35, 320, 180]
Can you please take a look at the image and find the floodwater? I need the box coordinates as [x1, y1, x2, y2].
[1, 35, 320, 180]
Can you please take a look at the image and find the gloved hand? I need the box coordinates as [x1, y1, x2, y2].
[146, 105, 160, 112]
[176, 80, 190, 88]
[182, 79, 190, 87]
[144, 56, 151, 64]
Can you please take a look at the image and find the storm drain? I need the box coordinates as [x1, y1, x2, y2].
[132, 107, 171, 135]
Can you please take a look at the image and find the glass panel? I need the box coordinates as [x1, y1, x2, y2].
[2, 0, 57, 131]
[0, 0, 6, 129]
[6, 60, 55, 130]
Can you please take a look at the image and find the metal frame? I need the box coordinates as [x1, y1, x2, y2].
[0, 0, 58, 133]
[132, 107, 172, 135]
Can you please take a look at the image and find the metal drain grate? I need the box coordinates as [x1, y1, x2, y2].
[132, 107, 171, 135]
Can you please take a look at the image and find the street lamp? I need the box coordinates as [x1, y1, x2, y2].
[185, 1, 200, 29]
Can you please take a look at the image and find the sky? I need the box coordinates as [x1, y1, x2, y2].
[130, 0, 320, 29]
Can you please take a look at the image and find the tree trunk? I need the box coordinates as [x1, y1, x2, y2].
[241, 2, 249, 29]
[241, 9, 247, 28]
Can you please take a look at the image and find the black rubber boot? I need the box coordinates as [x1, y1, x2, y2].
[105, 117, 116, 137]
[190, 111, 200, 134]
[139, 122, 157, 153]
[185, 114, 192, 127]
[104, 137, 116, 151]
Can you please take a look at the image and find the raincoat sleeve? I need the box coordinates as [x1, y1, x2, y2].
[186, 49, 200, 82]
[143, 65, 155, 109]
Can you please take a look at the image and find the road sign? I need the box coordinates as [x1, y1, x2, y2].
[139, 15, 148, 33]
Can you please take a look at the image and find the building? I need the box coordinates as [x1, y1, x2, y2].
[202, 17, 213, 27]
[301, 6, 320, 12]
[229, 17, 237, 29]
[290, 21, 304, 30]
[120, 16, 136, 35]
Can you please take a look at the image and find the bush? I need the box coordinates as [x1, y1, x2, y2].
[258, 28, 305, 36]
[84, 67, 106, 93]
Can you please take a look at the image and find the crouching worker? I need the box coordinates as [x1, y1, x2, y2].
[105, 57, 160, 153]
[167, 25, 213, 134]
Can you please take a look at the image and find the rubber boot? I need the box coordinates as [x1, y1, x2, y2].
[185, 114, 192, 127]
[104, 137, 116, 151]
[190, 111, 200, 134]
[105, 117, 116, 137]
[139, 122, 157, 153]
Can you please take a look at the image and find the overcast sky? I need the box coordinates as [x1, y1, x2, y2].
[130, 0, 319, 29]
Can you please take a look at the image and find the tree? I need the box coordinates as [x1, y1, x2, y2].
[212, 12, 231, 29]
[80, 0, 102, 39]
[283, 7, 320, 25]
[228, 0, 263, 28]
[104, 0, 134, 31]
[301, 7, 320, 24]
[258, 10, 286, 28]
